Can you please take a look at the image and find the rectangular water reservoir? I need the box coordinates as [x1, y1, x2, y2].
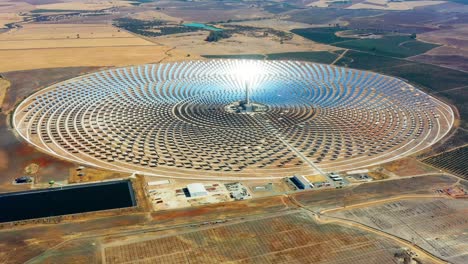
[0, 180, 136, 223]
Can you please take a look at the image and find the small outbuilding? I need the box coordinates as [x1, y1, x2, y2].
[15, 176, 33, 184]
[187, 183, 208, 197]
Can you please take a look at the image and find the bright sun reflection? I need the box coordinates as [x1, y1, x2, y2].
[235, 60, 260, 83]
[232, 60, 267, 95]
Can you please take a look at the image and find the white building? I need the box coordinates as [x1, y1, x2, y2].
[187, 183, 208, 197]
[291, 175, 314, 189]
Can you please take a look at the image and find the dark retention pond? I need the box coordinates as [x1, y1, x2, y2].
[0, 180, 135, 223]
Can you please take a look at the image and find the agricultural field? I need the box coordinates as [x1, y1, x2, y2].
[291, 27, 439, 58]
[411, 47, 468, 72]
[113, 18, 201, 37]
[326, 198, 468, 263]
[33, 0, 132, 11]
[0, 46, 191, 72]
[149, 0, 272, 23]
[224, 19, 312, 31]
[411, 26, 468, 71]
[347, 0, 446, 10]
[423, 146, 468, 179]
[102, 213, 418, 264]
[113, 16, 336, 56]
[0, 22, 194, 72]
[0, 23, 137, 41]
[280, 8, 381, 25]
[0, 12, 24, 28]
[155, 30, 335, 56]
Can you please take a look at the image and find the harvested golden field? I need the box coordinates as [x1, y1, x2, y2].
[0, 13, 23, 28]
[35, 0, 132, 11]
[0, 38, 155, 49]
[0, 24, 137, 40]
[0, 46, 194, 72]
[0, 23, 154, 49]
[0, 22, 196, 71]
[155, 31, 337, 56]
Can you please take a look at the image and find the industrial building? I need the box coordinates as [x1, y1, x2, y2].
[328, 173, 344, 181]
[187, 183, 208, 197]
[290, 175, 314, 190]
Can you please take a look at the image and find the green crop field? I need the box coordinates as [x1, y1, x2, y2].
[334, 50, 407, 70]
[335, 36, 438, 58]
[292, 28, 439, 58]
[291, 28, 346, 44]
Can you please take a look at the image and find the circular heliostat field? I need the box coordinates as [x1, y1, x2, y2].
[14, 60, 453, 179]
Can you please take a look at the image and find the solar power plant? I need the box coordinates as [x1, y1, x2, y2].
[328, 198, 468, 263]
[423, 146, 468, 179]
[13, 60, 454, 179]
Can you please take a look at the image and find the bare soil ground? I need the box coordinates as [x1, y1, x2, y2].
[68, 167, 129, 184]
[150, 195, 292, 227]
[383, 157, 439, 177]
